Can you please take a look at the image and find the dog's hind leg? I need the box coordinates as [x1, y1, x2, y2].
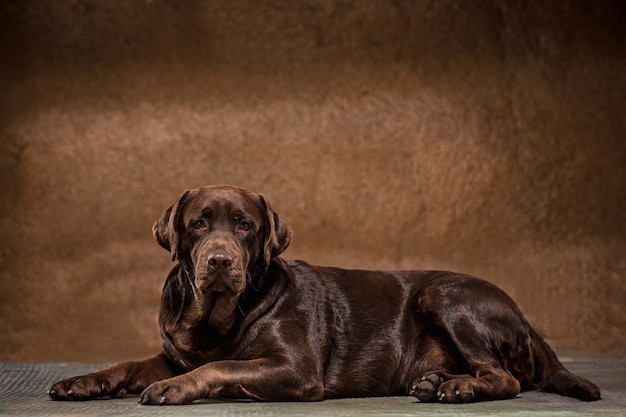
[410, 275, 529, 403]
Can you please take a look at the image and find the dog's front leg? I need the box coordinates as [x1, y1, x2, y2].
[48, 353, 177, 401]
[138, 358, 324, 405]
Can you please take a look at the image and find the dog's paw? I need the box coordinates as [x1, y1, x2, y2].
[411, 373, 475, 403]
[436, 379, 475, 403]
[411, 373, 443, 402]
[48, 375, 124, 401]
[138, 377, 200, 405]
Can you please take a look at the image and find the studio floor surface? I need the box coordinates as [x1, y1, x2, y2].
[1, 356, 624, 416]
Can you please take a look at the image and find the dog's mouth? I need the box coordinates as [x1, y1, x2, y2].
[195, 277, 228, 294]
[193, 269, 246, 295]
[181, 269, 246, 335]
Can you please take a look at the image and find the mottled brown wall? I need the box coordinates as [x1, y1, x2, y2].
[1, 1, 625, 362]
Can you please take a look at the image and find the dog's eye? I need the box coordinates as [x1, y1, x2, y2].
[193, 219, 207, 230]
[239, 221, 251, 231]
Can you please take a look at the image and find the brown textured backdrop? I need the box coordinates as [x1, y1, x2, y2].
[1, 1, 625, 362]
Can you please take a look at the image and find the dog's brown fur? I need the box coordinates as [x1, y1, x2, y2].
[48, 185, 601, 405]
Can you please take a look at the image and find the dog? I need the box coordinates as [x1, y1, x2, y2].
[48, 185, 601, 405]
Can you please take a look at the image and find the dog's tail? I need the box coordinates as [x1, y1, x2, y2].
[530, 328, 601, 401]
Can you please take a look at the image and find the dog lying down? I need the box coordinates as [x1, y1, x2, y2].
[48, 185, 601, 405]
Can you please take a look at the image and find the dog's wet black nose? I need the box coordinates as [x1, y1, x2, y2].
[207, 252, 233, 270]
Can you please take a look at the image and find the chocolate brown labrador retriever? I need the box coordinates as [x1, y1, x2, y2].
[48, 185, 601, 405]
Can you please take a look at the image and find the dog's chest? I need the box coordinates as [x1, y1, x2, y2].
[162, 325, 232, 370]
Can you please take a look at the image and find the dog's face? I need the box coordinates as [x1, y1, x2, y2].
[153, 185, 292, 332]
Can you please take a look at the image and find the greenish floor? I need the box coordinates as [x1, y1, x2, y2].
[1, 357, 624, 416]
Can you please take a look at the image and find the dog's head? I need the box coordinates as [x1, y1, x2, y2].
[153, 185, 292, 333]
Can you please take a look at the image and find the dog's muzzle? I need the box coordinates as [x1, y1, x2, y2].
[193, 239, 248, 294]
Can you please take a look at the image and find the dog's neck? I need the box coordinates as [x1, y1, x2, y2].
[158, 260, 288, 369]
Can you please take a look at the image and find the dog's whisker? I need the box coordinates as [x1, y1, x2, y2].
[190, 282, 200, 302]
[181, 264, 200, 302]
[246, 271, 258, 292]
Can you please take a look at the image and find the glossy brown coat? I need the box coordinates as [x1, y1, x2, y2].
[48, 185, 601, 405]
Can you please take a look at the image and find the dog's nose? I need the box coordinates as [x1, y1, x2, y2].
[207, 252, 233, 270]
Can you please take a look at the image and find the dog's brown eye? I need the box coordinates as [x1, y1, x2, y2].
[193, 220, 207, 229]
[239, 221, 251, 231]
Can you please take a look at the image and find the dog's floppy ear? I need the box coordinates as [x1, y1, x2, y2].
[259, 194, 292, 266]
[153, 190, 191, 261]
